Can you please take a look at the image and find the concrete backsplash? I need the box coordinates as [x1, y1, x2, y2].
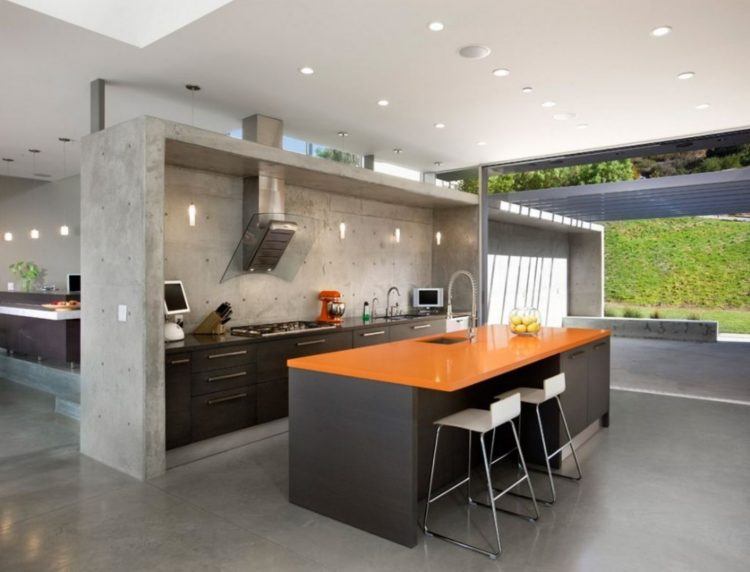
[164, 166, 434, 329]
[0, 174, 81, 289]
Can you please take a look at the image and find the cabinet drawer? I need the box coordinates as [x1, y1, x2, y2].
[257, 378, 289, 423]
[353, 327, 390, 347]
[192, 344, 256, 373]
[258, 331, 353, 381]
[587, 338, 611, 423]
[191, 386, 257, 441]
[389, 319, 446, 342]
[191, 364, 257, 397]
[166, 352, 192, 375]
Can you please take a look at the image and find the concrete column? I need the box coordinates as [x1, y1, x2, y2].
[90, 79, 105, 133]
[242, 114, 283, 148]
[568, 231, 604, 316]
[80, 117, 166, 480]
[363, 154, 375, 170]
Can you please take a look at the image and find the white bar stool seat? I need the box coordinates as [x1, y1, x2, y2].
[422, 393, 539, 560]
[496, 372, 582, 505]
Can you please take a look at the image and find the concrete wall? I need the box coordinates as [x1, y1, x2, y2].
[164, 166, 433, 329]
[486, 221, 569, 327]
[0, 175, 81, 288]
[563, 316, 718, 342]
[80, 117, 166, 480]
[569, 232, 604, 317]
[432, 207, 479, 313]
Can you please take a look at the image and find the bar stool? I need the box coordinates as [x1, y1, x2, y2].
[496, 372, 582, 505]
[422, 393, 539, 560]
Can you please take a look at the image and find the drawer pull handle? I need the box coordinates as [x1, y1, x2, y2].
[207, 371, 247, 383]
[413, 324, 432, 330]
[569, 350, 585, 359]
[169, 358, 190, 365]
[207, 392, 247, 405]
[208, 350, 247, 359]
[362, 330, 386, 337]
[593, 342, 607, 350]
[296, 339, 326, 347]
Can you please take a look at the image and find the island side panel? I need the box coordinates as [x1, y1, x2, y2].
[289, 368, 418, 548]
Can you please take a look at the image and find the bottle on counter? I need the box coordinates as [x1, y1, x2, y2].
[362, 301, 371, 322]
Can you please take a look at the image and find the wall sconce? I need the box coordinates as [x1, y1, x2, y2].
[394, 228, 401, 243]
[3, 232, 12, 242]
[188, 203, 197, 227]
[60, 225, 70, 236]
[435, 231, 442, 245]
[339, 222, 346, 240]
[30, 229, 40, 239]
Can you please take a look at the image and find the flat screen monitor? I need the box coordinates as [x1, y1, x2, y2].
[164, 281, 190, 315]
[67, 274, 81, 293]
[413, 288, 444, 308]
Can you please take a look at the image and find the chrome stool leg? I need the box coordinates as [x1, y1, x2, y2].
[556, 396, 583, 480]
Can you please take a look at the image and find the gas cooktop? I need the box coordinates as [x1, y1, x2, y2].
[230, 321, 338, 338]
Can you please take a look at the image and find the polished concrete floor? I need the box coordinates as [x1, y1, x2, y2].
[1, 374, 748, 571]
[611, 337, 750, 404]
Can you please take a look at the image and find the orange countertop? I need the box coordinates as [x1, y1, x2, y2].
[288, 325, 610, 392]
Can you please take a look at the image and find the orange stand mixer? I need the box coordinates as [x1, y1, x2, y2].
[317, 290, 346, 324]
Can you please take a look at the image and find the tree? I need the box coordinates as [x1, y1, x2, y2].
[315, 147, 361, 166]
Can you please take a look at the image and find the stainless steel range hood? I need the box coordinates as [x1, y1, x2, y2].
[244, 219, 298, 272]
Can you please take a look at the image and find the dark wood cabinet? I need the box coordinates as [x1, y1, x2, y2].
[257, 331, 353, 382]
[559, 345, 590, 437]
[587, 338, 611, 424]
[257, 378, 289, 423]
[165, 353, 192, 449]
[191, 364, 256, 396]
[389, 319, 446, 342]
[192, 344, 256, 372]
[353, 327, 390, 347]
[190, 385, 257, 441]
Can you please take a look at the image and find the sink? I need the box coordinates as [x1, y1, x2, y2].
[420, 336, 466, 345]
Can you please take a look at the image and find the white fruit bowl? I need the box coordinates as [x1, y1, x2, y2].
[508, 307, 542, 336]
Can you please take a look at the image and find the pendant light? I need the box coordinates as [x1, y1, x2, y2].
[185, 84, 201, 126]
[59, 138, 71, 236]
[2, 157, 13, 176]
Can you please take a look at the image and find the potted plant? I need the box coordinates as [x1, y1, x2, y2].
[9, 261, 42, 292]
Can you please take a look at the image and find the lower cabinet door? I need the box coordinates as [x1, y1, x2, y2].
[165, 353, 192, 450]
[559, 346, 590, 438]
[257, 378, 289, 423]
[191, 386, 257, 441]
[587, 338, 611, 424]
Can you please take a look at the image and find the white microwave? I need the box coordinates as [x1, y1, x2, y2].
[413, 288, 444, 309]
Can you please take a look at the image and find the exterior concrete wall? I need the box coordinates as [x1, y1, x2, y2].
[563, 316, 718, 342]
[80, 117, 166, 480]
[0, 174, 81, 288]
[486, 220, 570, 327]
[164, 166, 433, 328]
[568, 232, 604, 317]
[431, 207, 479, 313]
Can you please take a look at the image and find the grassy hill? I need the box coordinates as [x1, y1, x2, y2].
[604, 217, 750, 309]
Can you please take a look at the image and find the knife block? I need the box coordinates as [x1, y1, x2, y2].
[193, 311, 226, 335]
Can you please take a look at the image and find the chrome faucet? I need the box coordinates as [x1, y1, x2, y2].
[386, 286, 401, 318]
[371, 296, 380, 319]
[447, 270, 478, 343]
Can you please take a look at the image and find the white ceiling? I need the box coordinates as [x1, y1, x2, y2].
[1, 0, 749, 181]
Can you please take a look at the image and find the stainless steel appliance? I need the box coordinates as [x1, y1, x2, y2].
[230, 321, 337, 338]
[412, 287, 444, 309]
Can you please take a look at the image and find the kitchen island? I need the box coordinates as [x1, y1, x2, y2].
[288, 325, 610, 548]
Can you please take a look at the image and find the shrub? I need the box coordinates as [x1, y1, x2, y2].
[686, 312, 701, 320]
[623, 308, 643, 318]
[650, 310, 662, 319]
[603, 306, 617, 317]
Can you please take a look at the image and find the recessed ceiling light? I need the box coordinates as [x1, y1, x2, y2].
[434, 161, 442, 167]
[434, 122, 445, 129]
[428, 21, 445, 32]
[458, 45, 491, 59]
[477, 141, 487, 146]
[34, 173, 52, 178]
[492, 68, 510, 77]
[677, 71, 695, 80]
[576, 123, 589, 129]
[695, 103, 710, 110]
[541, 101, 556, 108]
[1, 158, 13, 162]
[553, 112, 576, 121]
[651, 25, 672, 37]
[377, 99, 389, 107]
[393, 148, 403, 154]
[521, 86, 533, 94]
[185, 84, 201, 92]
[337, 131, 349, 137]
[299, 66, 315, 75]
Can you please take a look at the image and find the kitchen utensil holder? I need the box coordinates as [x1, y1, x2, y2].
[193, 311, 226, 335]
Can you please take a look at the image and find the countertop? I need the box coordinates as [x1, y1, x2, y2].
[287, 325, 610, 392]
[165, 312, 456, 354]
[0, 303, 81, 321]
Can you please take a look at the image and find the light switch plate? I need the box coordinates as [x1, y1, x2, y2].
[117, 305, 127, 322]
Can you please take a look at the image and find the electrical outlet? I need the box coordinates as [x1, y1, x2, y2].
[118, 305, 127, 322]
